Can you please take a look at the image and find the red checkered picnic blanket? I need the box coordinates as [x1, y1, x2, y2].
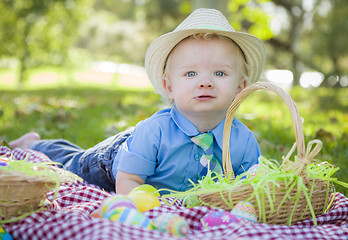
[1, 146, 348, 240]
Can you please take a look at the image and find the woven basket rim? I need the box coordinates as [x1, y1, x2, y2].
[0, 168, 57, 183]
[0, 163, 79, 184]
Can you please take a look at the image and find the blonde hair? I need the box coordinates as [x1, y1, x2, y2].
[162, 33, 250, 105]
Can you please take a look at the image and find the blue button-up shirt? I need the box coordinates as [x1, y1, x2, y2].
[113, 107, 260, 192]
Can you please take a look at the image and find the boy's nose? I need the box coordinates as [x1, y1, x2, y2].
[198, 78, 214, 88]
[199, 83, 213, 88]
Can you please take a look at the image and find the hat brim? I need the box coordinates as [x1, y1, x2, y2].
[145, 28, 266, 98]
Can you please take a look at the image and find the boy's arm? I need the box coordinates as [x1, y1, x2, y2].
[116, 170, 145, 194]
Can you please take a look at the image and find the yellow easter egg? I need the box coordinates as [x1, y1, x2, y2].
[130, 184, 160, 197]
[127, 190, 161, 212]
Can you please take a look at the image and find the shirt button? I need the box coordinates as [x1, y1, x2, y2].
[195, 154, 200, 161]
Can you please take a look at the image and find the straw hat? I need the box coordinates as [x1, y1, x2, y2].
[145, 8, 266, 99]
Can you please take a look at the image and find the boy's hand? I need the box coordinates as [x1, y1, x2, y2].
[116, 170, 145, 194]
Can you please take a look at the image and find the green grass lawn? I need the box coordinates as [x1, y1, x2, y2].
[0, 82, 347, 194]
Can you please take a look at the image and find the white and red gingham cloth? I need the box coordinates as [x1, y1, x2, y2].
[1, 146, 348, 240]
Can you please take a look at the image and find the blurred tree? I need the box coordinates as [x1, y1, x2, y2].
[264, 0, 348, 86]
[264, 0, 307, 85]
[0, 0, 94, 87]
[1, 0, 346, 88]
[309, 0, 348, 86]
[77, 0, 191, 64]
[227, 0, 273, 40]
[77, 0, 273, 65]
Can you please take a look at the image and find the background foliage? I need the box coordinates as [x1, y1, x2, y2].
[0, 0, 93, 85]
[0, 0, 347, 86]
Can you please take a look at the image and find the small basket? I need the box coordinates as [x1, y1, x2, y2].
[197, 82, 333, 225]
[0, 160, 78, 221]
[0, 169, 56, 218]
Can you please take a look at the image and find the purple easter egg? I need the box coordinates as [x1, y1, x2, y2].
[200, 210, 240, 230]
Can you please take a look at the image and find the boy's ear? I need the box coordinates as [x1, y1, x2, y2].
[163, 78, 173, 98]
[237, 79, 247, 94]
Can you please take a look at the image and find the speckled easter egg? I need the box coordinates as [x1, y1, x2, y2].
[246, 164, 260, 179]
[0, 227, 12, 240]
[247, 164, 270, 180]
[200, 210, 240, 230]
[0, 157, 9, 167]
[231, 201, 257, 224]
[154, 214, 189, 237]
[99, 194, 137, 219]
[108, 207, 156, 230]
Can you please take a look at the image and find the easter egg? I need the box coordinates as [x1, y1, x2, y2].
[0, 227, 12, 240]
[90, 209, 101, 218]
[130, 184, 160, 197]
[200, 210, 240, 230]
[0, 157, 9, 167]
[247, 164, 271, 180]
[99, 194, 137, 218]
[230, 201, 257, 224]
[184, 195, 201, 207]
[246, 164, 260, 180]
[108, 207, 156, 230]
[154, 214, 189, 237]
[127, 190, 161, 212]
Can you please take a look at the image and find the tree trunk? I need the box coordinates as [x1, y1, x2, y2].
[17, 23, 32, 89]
[17, 59, 25, 89]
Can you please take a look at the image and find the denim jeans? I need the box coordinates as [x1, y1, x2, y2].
[30, 128, 133, 192]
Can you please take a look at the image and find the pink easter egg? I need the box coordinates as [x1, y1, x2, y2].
[200, 210, 240, 230]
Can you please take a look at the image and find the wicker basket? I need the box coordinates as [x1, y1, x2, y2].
[197, 82, 333, 225]
[0, 162, 77, 221]
[0, 168, 57, 219]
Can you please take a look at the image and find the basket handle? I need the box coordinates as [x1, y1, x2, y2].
[222, 82, 317, 181]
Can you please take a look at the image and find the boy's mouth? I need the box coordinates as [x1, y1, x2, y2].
[195, 95, 215, 100]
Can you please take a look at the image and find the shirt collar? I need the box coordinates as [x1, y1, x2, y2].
[170, 106, 226, 150]
[170, 106, 200, 136]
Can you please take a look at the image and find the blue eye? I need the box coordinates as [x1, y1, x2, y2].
[214, 71, 225, 77]
[186, 71, 197, 77]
